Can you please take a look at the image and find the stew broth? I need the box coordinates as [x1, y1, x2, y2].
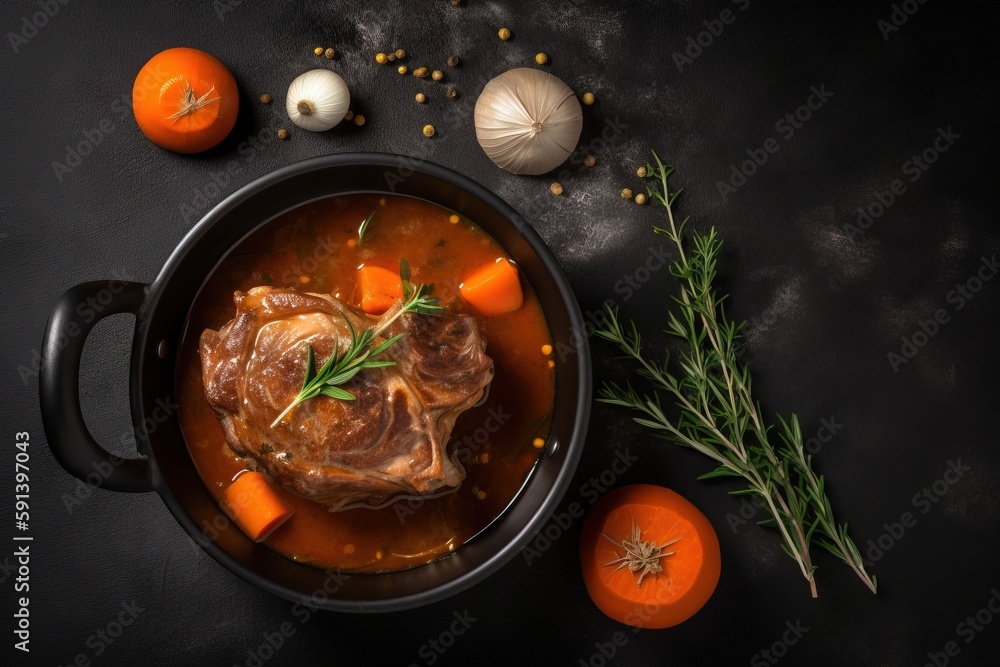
[176, 194, 555, 573]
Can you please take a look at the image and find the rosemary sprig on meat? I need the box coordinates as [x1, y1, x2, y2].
[270, 260, 441, 428]
[595, 152, 876, 597]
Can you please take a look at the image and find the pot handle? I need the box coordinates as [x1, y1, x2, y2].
[40, 281, 154, 493]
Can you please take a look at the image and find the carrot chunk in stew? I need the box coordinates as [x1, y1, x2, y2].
[221, 471, 294, 542]
[358, 265, 404, 314]
[460, 258, 523, 316]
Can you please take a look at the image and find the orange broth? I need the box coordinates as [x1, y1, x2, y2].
[176, 194, 555, 573]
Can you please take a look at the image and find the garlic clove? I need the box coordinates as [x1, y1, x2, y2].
[285, 69, 351, 132]
[475, 68, 582, 175]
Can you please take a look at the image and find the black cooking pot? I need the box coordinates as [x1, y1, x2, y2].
[39, 153, 591, 612]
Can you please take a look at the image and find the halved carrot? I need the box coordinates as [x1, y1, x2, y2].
[459, 257, 523, 316]
[221, 471, 294, 542]
[580, 484, 721, 629]
[357, 265, 403, 314]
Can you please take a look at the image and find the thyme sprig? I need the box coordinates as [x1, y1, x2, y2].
[595, 152, 876, 597]
[269, 259, 442, 428]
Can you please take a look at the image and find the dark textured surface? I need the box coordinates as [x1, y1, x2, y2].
[3, 0, 1000, 665]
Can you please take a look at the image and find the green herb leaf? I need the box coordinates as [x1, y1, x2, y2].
[358, 209, 377, 245]
[270, 262, 445, 428]
[301, 345, 316, 391]
[321, 385, 357, 400]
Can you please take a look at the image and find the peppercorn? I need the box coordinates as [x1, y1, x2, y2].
[498, 27, 511, 40]
[387, 53, 396, 62]
[313, 47, 323, 56]
[447, 87, 459, 99]
[447, 55, 460, 67]
[344, 110, 354, 121]
[535, 53, 548, 65]
[324, 48, 335, 59]
[259, 93, 271, 104]
[634, 193, 647, 205]
[583, 155, 596, 168]
[415, 92, 427, 104]
[550, 182, 563, 195]
[413, 66, 429, 78]
[277, 129, 289, 140]
[398, 65, 408, 74]
[637, 166, 648, 177]
[423, 124, 435, 137]
[431, 70, 444, 81]
[375, 52, 388, 65]
[582, 91, 595, 105]
[621, 188, 633, 199]
[395, 48, 406, 59]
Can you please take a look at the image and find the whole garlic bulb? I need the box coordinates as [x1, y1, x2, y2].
[285, 69, 350, 132]
[474, 68, 583, 175]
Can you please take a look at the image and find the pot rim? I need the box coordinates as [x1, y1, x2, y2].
[138, 152, 592, 612]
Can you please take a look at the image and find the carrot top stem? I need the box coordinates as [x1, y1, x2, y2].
[600, 518, 680, 589]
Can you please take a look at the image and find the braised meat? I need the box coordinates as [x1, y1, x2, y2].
[198, 287, 493, 510]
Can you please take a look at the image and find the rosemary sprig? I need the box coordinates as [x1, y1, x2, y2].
[358, 209, 377, 245]
[595, 152, 877, 597]
[269, 259, 442, 428]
